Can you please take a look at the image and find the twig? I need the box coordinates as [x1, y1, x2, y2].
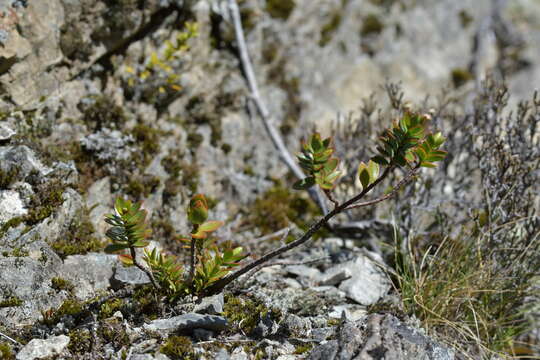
[227, 0, 328, 215]
[345, 169, 418, 210]
[324, 189, 340, 209]
[130, 247, 160, 291]
[242, 256, 329, 282]
[0, 330, 20, 345]
[203, 166, 394, 295]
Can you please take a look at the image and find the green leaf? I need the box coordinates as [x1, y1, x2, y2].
[104, 243, 129, 253]
[293, 177, 316, 190]
[358, 162, 370, 189]
[132, 240, 150, 248]
[323, 158, 339, 172]
[367, 160, 380, 182]
[199, 220, 224, 233]
[118, 254, 134, 266]
[372, 156, 389, 166]
[324, 170, 341, 183]
[310, 133, 324, 152]
[188, 198, 208, 225]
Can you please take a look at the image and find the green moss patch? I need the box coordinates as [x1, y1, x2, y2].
[51, 207, 102, 259]
[0, 296, 23, 308]
[0, 342, 15, 360]
[266, 0, 295, 20]
[160, 336, 195, 360]
[223, 295, 282, 336]
[320, 12, 342, 47]
[361, 14, 384, 36]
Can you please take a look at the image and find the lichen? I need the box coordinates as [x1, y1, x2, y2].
[160, 336, 195, 360]
[294, 344, 313, 354]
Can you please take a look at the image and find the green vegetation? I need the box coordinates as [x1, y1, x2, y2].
[51, 277, 74, 293]
[451, 68, 473, 88]
[361, 14, 384, 36]
[223, 295, 282, 335]
[0, 342, 15, 360]
[266, 0, 296, 20]
[160, 336, 195, 359]
[103, 195, 245, 298]
[320, 12, 342, 47]
[68, 329, 92, 354]
[0, 296, 23, 308]
[51, 207, 102, 259]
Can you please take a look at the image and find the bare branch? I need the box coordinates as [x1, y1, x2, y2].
[345, 168, 418, 210]
[130, 247, 160, 291]
[226, 0, 328, 215]
[0, 330, 20, 346]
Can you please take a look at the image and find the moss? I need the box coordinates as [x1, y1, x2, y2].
[458, 10, 473, 28]
[266, 0, 295, 20]
[25, 180, 66, 225]
[451, 68, 473, 88]
[133, 285, 160, 320]
[125, 175, 160, 200]
[10, 247, 29, 257]
[160, 336, 195, 359]
[187, 132, 204, 149]
[327, 318, 341, 326]
[249, 184, 320, 235]
[0, 296, 23, 308]
[320, 12, 342, 47]
[221, 143, 232, 154]
[294, 344, 313, 354]
[99, 298, 125, 320]
[42, 298, 87, 326]
[68, 329, 92, 354]
[0, 217, 24, 238]
[131, 124, 161, 164]
[51, 207, 102, 259]
[361, 14, 384, 36]
[81, 96, 126, 131]
[223, 295, 281, 336]
[243, 165, 255, 176]
[0, 166, 19, 189]
[98, 319, 130, 349]
[0, 342, 15, 360]
[51, 277, 74, 293]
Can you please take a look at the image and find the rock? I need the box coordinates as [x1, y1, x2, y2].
[337, 255, 390, 306]
[328, 304, 367, 322]
[61, 253, 117, 300]
[317, 265, 352, 286]
[193, 328, 214, 341]
[307, 314, 455, 360]
[16, 335, 70, 360]
[194, 293, 224, 315]
[253, 312, 279, 337]
[0, 190, 27, 224]
[279, 313, 312, 338]
[112, 264, 151, 287]
[0, 145, 51, 178]
[285, 264, 322, 280]
[0, 123, 16, 141]
[80, 129, 134, 162]
[85, 176, 111, 235]
[143, 313, 228, 334]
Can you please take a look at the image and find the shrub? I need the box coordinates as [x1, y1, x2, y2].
[103, 110, 446, 298]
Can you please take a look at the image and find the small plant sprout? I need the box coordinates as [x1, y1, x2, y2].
[104, 110, 446, 299]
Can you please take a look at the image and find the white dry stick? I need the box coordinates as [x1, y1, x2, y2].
[227, 0, 328, 215]
[0, 330, 20, 345]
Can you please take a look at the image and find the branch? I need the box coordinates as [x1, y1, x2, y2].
[130, 247, 160, 291]
[203, 165, 394, 295]
[227, 0, 328, 215]
[345, 168, 418, 210]
[0, 330, 20, 346]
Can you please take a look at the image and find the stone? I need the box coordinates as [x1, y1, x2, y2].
[307, 314, 455, 360]
[337, 255, 390, 306]
[279, 313, 312, 338]
[143, 313, 228, 334]
[194, 293, 224, 315]
[61, 253, 117, 300]
[0, 190, 27, 225]
[16, 335, 70, 360]
[80, 129, 134, 162]
[317, 265, 352, 286]
[0, 123, 16, 141]
[112, 264, 151, 287]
